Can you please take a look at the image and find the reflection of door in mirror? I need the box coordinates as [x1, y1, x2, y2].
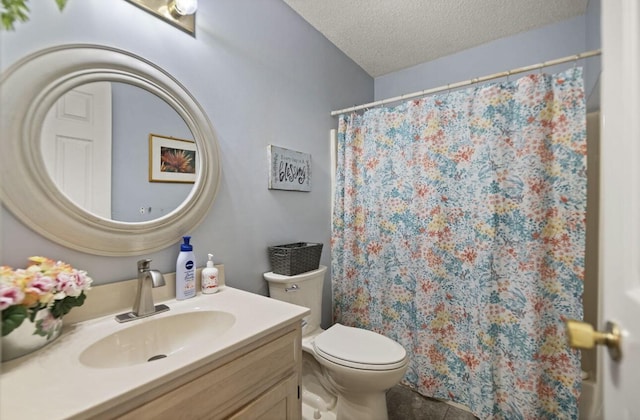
[42, 82, 113, 219]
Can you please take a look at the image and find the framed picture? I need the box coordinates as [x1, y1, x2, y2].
[268, 145, 311, 191]
[149, 134, 196, 183]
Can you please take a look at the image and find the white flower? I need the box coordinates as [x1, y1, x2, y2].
[0, 284, 24, 311]
[56, 270, 91, 298]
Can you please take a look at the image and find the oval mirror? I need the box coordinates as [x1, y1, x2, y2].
[0, 45, 221, 256]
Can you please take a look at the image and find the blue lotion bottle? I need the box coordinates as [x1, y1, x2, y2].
[176, 236, 196, 300]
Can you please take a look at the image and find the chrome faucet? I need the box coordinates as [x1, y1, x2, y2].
[115, 259, 169, 323]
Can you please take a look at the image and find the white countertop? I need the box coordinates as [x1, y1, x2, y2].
[0, 287, 309, 420]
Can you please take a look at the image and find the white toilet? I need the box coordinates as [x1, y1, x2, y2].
[264, 265, 409, 420]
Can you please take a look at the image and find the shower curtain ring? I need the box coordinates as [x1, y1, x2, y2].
[572, 55, 580, 78]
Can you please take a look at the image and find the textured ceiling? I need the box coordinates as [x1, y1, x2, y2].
[282, 0, 589, 77]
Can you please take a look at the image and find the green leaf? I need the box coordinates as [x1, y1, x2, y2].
[33, 318, 49, 337]
[1, 0, 29, 30]
[1, 0, 68, 30]
[34, 318, 57, 338]
[54, 0, 67, 11]
[2, 305, 28, 336]
[50, 291, 86, 318]
[27, 304, 45, 322]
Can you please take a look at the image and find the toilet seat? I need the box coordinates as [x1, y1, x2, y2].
[313, 323, 407, 371]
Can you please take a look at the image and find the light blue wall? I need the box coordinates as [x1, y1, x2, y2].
[585, 0, 601, 111]
[111, 83, 193, 223]
[0, 0, 373, 328]
[375, 14, 601, 111]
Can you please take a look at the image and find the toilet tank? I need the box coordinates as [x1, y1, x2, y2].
[263, 265, 326, 335]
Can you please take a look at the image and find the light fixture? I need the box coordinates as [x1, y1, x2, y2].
[125, 0, 198, 36]
[170, 0, 198, 16]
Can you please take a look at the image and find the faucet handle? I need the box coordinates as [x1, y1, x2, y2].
[137, 258, 152, 271]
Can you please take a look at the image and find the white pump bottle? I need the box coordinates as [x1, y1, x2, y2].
[201, 253, 219, 294]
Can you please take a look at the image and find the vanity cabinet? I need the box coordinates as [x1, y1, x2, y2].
[115, 323, 302, 420]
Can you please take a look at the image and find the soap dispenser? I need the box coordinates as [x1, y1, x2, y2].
[201, 253, 219, 294]
[176, 236, 196, 300]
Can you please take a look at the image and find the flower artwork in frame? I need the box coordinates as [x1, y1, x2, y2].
[268, 145, 311, 192]
[149, 134, 196, 183]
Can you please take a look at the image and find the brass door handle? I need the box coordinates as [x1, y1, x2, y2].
[566, 319, 622, 362]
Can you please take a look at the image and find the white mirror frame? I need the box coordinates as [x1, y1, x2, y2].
[0, 44, 221, 256]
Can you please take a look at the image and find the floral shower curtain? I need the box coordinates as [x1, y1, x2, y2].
[332, 68, 586, 419]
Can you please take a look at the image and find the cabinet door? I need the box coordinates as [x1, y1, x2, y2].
[229, 374, 300, 420]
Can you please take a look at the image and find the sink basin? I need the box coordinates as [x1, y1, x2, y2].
[79, 310, 236, 368]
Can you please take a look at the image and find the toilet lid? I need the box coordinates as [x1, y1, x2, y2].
[313, 323, 408, 371]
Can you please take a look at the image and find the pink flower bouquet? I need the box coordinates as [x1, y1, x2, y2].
[1, 257, 92, 338]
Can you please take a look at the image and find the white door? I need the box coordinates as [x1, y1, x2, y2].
[41, 82, 112, 219]
[600, 0, 640, 417]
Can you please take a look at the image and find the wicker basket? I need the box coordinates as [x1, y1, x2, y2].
[268, 242, 323, 276]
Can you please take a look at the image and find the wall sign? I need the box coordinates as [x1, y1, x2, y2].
[268, 145, 311, 191]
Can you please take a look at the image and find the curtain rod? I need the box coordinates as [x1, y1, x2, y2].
[330, 49, 602, 116]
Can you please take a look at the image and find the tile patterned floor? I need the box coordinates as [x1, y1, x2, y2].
[387, 385, 478, 420]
